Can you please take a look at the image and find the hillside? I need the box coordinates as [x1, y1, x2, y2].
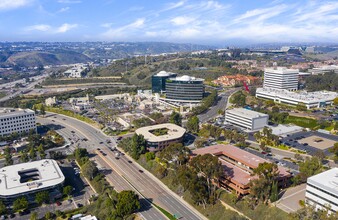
[5, 50, 91, 67]
[304, 49, 338, 61]
[95, 54, 263, 86]
[83, 42, 214, 59]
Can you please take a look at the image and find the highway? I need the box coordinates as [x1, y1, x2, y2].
[198, 88, 240, 123]
[37, 113, 205, 220]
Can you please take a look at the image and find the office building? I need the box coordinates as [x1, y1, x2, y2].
[151, 71, 177, 93]
[135, 123, 186, 152]
[225, 108, 269, 131]
[305, 168, 338, 213]
[256, 88, 337, 109]
[165, 75, 204, 102]
[0, 159, 65, 201]
[0, 108, 36, 136]
[192, 144, 291, 196]
[263, 67, 299, 91]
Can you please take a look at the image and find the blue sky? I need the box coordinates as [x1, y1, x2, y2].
[1, 0, 338, 44]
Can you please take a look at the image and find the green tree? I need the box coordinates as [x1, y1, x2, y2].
[296, 103, 307, 111]
[35, 191, 50, 205]
[13, 197, 29, 212]
[4, 147, 13, 166]
[190, 154, 223, 204]
[37, 144, 46, 159]
[0, 201, 6, 215]
[40, 104, 46, 116]
[29, 146, 37, 160]
[145, 152, 155, 162]
[329, 142, 338, 162]
[296, 157, 323, 183]
[158, 143, 190, 166]
[20, 151, 29, 163]
[116, 191, 140, 218]
[250, 162, 279, 204]
[130, 134, 147, 160]
[30, 212, 38, 220]
[169, 111, 182, 126]
[270, 181, 278, 202]
[186, 115, 199, 133]
[82, 160, 99, 180]
[45, 211, 53, 220]
[333, 97, 338, 105]
[63, 185, 73, 197]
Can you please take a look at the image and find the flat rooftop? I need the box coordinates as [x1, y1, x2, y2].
[192, 144, 290, 177]
[226, 108, 268, 119]
[135, 123, 186, 143]
[256, 88, 338, 102]
[169, 75, 204, 82]
[265, 67, 299, 74]
[0, 159, 65, 197]
[307, 168, 338, 196]
[0, 108, 34, 118]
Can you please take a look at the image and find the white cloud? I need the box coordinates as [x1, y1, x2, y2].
[56, 23, 78, 33]
[57, 7, 70, 13]
[171, 16, 195, 26]
[26, 24, 51, 32]
[0, 0, 31, 10]
[101, 23, 113, 28]
[101, 18, 145, 39]
[25, 23, 78, 34]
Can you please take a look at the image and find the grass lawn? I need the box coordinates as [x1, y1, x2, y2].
[285, 115, 318, 129]
[220, 192, 289, 220]
[0, 92, 6, 99]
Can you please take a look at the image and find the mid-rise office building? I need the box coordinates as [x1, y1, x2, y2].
[165, 75, 204, 102]
[256, 88, 337, 109]
[192, 144, 291, 196]
[225, 108, 269, 131]
[135, 123, 186, 152]
[151, 71, 177, 93]
[0, 159, 65, 201]
[263, 67, 299, 91]
[0, 108, 36, 136]
[305, 168, 338, 214]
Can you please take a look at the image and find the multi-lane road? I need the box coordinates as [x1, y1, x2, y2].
[37, 113, 205, 220]
[198, 88, 240, 123]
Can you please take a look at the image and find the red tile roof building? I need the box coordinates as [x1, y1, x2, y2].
[192, 144, 291, 196]
[213, 74, 261, 87]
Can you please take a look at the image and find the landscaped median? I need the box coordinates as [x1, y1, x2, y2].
[45, 107, 103, 129]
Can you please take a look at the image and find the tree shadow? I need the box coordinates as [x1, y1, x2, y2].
[138, 198, 153, 212]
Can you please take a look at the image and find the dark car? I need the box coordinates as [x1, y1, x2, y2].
[138, 170, 144, 173]
[99, 142, 103, 144]
[56, 201, 62, 206]
[71, 130, 75, 133]
[62, 118, 66, 121]
[9, 214, 15, 219]
[117, 137, 123, 141]
[19, 210, 30, 216]
[261, 151, 267, 155]
[128, 160, 132, 163]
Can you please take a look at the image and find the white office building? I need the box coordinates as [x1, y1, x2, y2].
[305, 168, 338, 214]
[256, 88, 337, 109]
[0, 159, 65, 200]
[0, 108, 36, 136]
[263, 67, 299, 91]
[225, 108, 269, 131]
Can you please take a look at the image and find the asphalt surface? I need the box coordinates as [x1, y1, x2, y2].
[38, 113, 205, 220]
[198, 88, 240, 123]
[280, 131, 338, 156]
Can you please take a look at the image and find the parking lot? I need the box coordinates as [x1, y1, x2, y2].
[281, 131, 338, 156]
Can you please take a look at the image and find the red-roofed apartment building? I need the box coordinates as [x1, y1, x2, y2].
[213, 74, 260, 87]
[192, 144, 291, 196]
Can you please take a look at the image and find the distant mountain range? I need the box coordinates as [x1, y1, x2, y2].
[0, 42, 215, 67]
